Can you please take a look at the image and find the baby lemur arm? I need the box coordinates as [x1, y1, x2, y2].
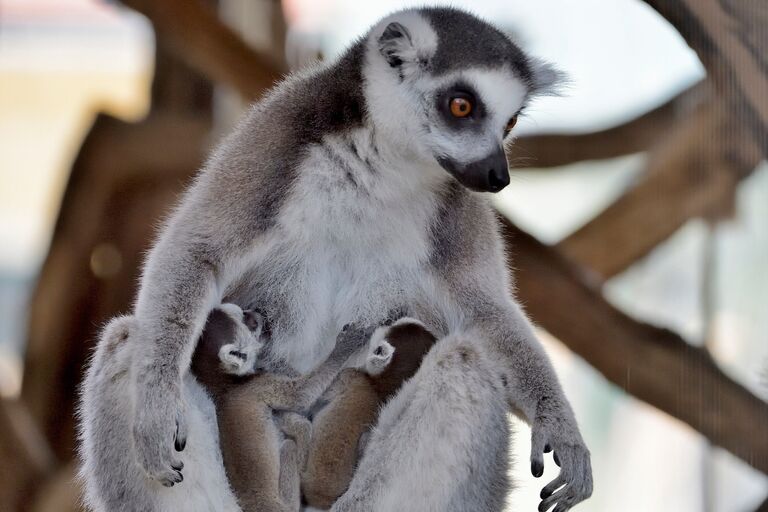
[251, 322, 375, 411]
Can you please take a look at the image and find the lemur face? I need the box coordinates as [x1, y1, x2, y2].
[364, 8, 561, 193]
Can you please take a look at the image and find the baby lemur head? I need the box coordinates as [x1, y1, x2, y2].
[362, 7, 562, 193]
[191, 304, 266, 394]
[365, 317, 438, 400]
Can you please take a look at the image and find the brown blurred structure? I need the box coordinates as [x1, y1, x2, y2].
[3, 0, 767, 510]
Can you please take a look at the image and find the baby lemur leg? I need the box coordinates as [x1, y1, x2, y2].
[275, 411, 312, 468]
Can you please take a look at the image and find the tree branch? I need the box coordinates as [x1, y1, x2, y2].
[503, 219, 768, 475]
[0, 399, 56, 510]
[508, 83, 706, 168]
[121, 0, 284, 100]
[643, 0, 768, 154]
[556, 103, 761, 279]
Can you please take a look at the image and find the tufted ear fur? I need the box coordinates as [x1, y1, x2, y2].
[528, 58, 569, 97]
[378, 22, 416, 68]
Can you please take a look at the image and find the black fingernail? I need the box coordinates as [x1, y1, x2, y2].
[554, 452, 561, 467]
[176, 471, 183, 483]
[172, 461, 184, 471]
[175, 437, 186, 452]
[544, 444, 552, 453]
[532, 459, 544, 478]
[541, 487, 551, 499]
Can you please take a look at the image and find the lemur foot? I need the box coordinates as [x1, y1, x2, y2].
[531, 401, 593, 511]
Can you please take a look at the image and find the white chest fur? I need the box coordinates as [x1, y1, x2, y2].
[241, 129, 445, 371]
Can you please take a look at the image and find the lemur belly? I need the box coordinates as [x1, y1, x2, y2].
[225, 136, 440, 373]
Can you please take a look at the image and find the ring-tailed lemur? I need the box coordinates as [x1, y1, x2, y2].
[79, 6, 592, 511]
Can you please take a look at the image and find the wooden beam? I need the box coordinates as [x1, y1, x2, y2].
[556, 103, 761, 279]
[121, 0, 284, 101]
[507, 83, 706, 168]
[21, 113, 208, 459]
[643, 0, 768, 154]
[503, 219, 768, 475]
[0, 399, 56, 511]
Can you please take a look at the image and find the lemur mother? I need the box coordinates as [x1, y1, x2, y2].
[81, 7, 592, 512]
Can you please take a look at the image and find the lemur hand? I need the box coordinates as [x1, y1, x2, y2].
[531, 398, 593, 512]
[336, 322, 377, 357]
[132, 373, 188, 487]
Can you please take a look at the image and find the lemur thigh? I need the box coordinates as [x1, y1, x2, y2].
[78, 316, 242, 512]
[303, 319, 438, 510]
[331, 333, 510, 512]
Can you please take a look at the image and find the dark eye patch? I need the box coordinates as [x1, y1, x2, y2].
[435, 81, 486, 131]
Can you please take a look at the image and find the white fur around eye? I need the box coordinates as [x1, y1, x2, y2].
[463, 67, 527, 132]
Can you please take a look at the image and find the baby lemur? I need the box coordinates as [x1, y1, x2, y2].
[191, 304, 397, 512]
[301, 318, 439, 509]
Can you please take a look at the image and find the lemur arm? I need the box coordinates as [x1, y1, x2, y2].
[453, 276, 593, 511]
[131, 177, 257, 486]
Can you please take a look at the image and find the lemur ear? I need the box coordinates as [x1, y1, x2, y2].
[529, 58, 568, 97]
[378, 22, 415, 68]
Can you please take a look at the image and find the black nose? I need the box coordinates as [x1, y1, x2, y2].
[487, 163, 510, 192]
[436, 148, 510, 193]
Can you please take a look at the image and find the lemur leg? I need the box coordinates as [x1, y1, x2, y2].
[275, 411, 312, 469]
[331, 333, 510, 512]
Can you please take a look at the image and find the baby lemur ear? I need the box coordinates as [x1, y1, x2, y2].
[242, 309, 265, 337]
[378, 22, 415, 68]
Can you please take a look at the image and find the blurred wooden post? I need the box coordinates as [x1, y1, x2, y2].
[0, 400, 56, 511]
[21, 48, 213, 461]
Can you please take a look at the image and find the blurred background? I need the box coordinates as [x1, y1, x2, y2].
[0, 0, 766, 510]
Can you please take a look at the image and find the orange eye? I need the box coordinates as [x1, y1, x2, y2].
[504, 115, 518, 135]
[449, 97, 473, 118]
